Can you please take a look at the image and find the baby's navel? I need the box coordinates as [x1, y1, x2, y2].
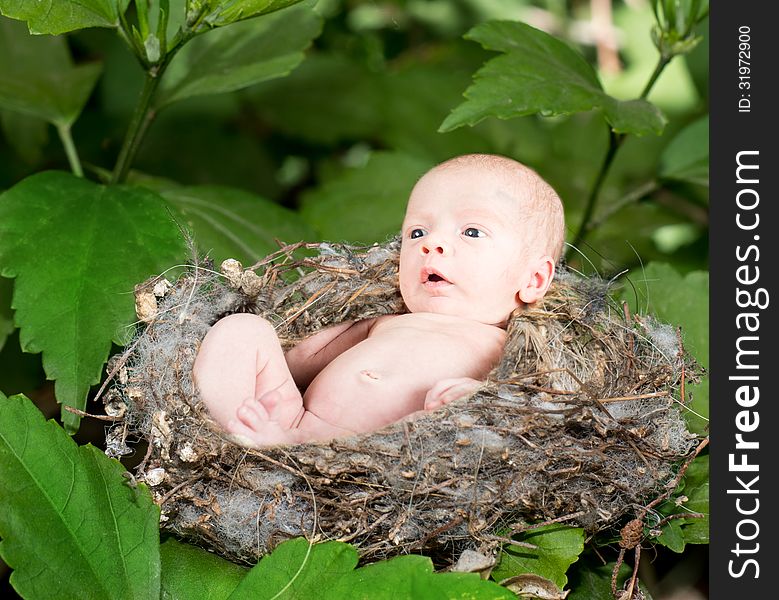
[360, 369, 381, 381]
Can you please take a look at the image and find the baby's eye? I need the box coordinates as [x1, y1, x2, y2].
[463, 227, 486, 238]
[410, 228, 426, 239]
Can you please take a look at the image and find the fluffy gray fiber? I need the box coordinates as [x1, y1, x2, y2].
[104, 239, 701, 566]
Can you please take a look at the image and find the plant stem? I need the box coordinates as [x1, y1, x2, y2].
[57, 124, 83, 178]
[111, 71, 162, 184]
[585, 179, 659, 233]
[639, 54, 671, 99]
[565, 52, 674, 261]
[567, 129, 622, 259]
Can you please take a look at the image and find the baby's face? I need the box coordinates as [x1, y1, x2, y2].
[399, 167, 546, 326]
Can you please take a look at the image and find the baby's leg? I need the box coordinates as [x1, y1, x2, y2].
[193, 313, 304, 432]
[233, 391, 357, 445]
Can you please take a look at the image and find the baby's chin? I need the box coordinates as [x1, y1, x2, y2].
[401, 295, 513, 327]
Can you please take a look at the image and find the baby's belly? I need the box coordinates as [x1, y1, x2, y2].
[303, 357, 429, 433]
[302, 336, 464, 433]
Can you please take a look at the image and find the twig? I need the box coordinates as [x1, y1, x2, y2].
[62, 406, 121, 421]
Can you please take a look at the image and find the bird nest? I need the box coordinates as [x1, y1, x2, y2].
[103, 238, 701, 567]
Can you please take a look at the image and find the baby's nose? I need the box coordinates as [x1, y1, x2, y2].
[421, 239, 449, 255]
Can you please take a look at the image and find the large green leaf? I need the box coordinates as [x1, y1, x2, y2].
[0, 394, 160, 598]
[208, 0, 304, 26]
[0, 16, 102, 127]
[491, 525, 584, 588]
[161, 538, 247, 599]
[0, 0, 129, 34]
[158, 3, 322, 106]
[230, 537, 513, 599]
[621, 262, 708, 434]
[158, 184, 317, 265]
[660, 115, 709, 186]
[300, 151, 433, 244]
[0, 171, 187, 431]
[440, 21, 666, 135]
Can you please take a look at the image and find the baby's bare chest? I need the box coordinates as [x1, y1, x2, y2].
[325, 314, 505, 380]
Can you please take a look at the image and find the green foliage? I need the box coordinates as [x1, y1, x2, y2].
[157, 184, 317, 265]
[157, 3, 322, 106]
[0, 1, 708, 596]
[160, 538, 248, 599]
[209, 0, 305, 27]
[0, 110, 49, 165]
[0, 171, 187, 431]
[0, 17, 102, 127]
[0, 276, 12, 352]
[660, 115, 709, 186]
[568, 557, 653, 600]
[232, 537, 513, 599]
[300, 151, 433, 244]
[491, 525, 585, 588]
[247, 53, 384, 145]
[0, 394, 161, 599]
[0, 0, 130, 34]
[621, 262, 708, 434]
[440, 21, 666, 135]
[655, 454, 709, 551]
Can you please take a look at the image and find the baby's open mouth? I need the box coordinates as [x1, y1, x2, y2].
[420, 267, 451, 285]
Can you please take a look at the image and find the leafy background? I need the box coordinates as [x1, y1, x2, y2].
[0, 0, 708, 598]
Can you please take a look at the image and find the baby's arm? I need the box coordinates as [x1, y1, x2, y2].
[285, 318, 379, 389]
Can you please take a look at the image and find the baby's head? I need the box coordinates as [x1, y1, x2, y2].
[399, 154, 565, 326]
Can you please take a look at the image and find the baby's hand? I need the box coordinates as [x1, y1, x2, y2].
[424, 377, 483, 411]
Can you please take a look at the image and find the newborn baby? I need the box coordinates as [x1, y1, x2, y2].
[193, 154, 565, 446]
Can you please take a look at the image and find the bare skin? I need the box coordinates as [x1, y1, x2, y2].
[193, 154, 563, 447]
[194, 312, 505, 445]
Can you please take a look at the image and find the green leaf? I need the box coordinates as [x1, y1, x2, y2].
[230, 538, 513, 599]
[656, 519, 686, 552]
[492, 525, 585, 588]
[300, 151, 433, 244]
[0, 16, 102, 127]
[441, 21, 666, 136]
[655, 454, 709, 551]
[209, 0, 305, 26]
[158, 3, 322, 107]
[158, 184, 317, 265]
[0, 276, 13, 352]
[331, 553, 513, 599]
[621, 262, 709, 434]
[230, 538, 357, 598]
[0, 171, 187, 431]
[568, 558, 653, 600]
[0, 0, 130, 34]
[0, 394, 161, 598]
[678, 454, 709, 544]
[660, 115, 709, 186]
[161, 538, 247, 599]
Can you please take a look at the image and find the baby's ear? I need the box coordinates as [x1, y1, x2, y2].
[517, 256, 555, 305]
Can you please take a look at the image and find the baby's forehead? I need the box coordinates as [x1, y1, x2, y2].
[405, 172, 530, 218]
